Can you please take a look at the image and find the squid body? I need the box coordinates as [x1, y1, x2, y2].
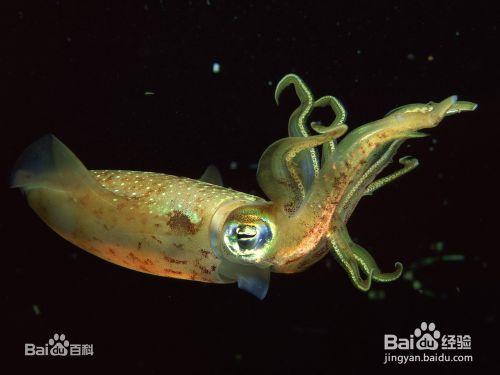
[11, 74, 477, 299]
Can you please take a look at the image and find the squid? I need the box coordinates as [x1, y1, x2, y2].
[11, 74, 477, 299]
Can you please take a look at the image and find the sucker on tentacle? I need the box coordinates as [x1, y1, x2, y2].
[11, 74, 477, 299]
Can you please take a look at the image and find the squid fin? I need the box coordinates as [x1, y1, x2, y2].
[200, 165, 223, 186]
[10, 134, 99, 192]
[217, 260, 270, 300]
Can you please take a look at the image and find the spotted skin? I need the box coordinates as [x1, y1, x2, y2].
[26, 169, 261, 283]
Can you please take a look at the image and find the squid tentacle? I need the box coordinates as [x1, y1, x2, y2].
[275, 74, 320, 191]
[310, 96, 347, 133]
[310, 95, 347, 166]
[328, 219, 373, 291]
[328, 213, 402, 289]
[364, 156, 419, 196]
[328, 235, 372, 291]
[443, 100, 478, 116]
[297, 97, 461, 227]
[350, 242, 403, 283]
[339, 139, 406, 223]
[257, 125, 348, 215]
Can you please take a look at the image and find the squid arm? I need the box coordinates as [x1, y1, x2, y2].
[363, 156, 419, 196]
[296, 96, 477, 288]
[310, 95, 347, 165]
[338, 138, 418, 223]
[275, 75, 349, 191]
[275, 74, 319, 192]
[257, 125, 348, 215]
[328, 212, 402, 291]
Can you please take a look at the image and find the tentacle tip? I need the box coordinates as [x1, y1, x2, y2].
[394, 262, 404, 275]
[445, 100, 478, 116]
[357, 269, 374, 292]
[405, 131, 428, 139]
[399, 156, 419, 166]
[365, 269, 374, 291]
[310, 122, 324, 133]
[273, 90, 281, 106]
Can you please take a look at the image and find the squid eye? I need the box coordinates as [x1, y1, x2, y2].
[223, 222, 273, 257]
[235, 225, 258, 250]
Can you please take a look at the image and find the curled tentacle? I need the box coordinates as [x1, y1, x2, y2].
[275, 74, 319, 191]
[257, 125, 348, 215]
[350, 242, 403, 282]
[310, 95, 347, 166]
[275, 74, 312, 107]
[310, 95, 347, 133]
[328, 219, 373, 291]
[328, 213, 402, 289]
[329, 235, 372, 291]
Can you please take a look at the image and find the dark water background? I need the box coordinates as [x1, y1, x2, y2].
[3, 1, 498, 374]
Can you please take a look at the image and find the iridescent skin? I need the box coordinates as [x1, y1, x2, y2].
[11, 74, 477, 299]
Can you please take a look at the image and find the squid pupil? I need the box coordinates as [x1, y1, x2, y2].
[236, 225, 257, 240]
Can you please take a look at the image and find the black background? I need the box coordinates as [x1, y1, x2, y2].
[3, 1, 498, 374]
